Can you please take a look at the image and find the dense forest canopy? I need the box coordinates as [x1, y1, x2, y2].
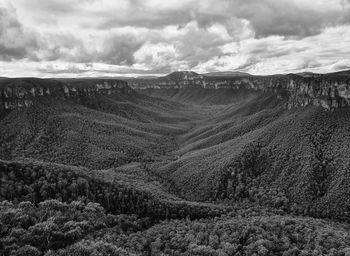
[1, 76, 350, 255]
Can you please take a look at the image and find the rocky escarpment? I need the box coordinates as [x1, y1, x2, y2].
[129, 70, 350, 110]
[0, 78, 131, 115]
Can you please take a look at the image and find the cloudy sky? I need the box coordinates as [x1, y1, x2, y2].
[1, 0, 350, 77]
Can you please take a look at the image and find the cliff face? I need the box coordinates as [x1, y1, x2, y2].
[0, 78, 130, 114]
[204, 75, 350, 110]
[129, 71, 350, 110]
[2, 71, 350, 113]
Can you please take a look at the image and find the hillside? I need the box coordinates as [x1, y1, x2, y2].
[156, 104, 350, 219]
[0, 87, 202, 169]
[1, 75, 350, 255]
[2, 75, 350, 219]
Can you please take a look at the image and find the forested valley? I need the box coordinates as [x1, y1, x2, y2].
[1, 81, 350, 256]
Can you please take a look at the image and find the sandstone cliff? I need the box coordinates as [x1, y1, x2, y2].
[129, 70, 350, 110]
[0, 78, 130, 115]
[2, 70, 350, 114]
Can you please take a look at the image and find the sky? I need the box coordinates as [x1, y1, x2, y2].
[0, 0, 350, 77]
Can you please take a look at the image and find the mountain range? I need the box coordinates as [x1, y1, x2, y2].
[1, 70, 350, 255]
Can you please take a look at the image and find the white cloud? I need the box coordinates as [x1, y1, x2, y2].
[0, 0, 350, 76]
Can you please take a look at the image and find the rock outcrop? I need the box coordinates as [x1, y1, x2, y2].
[129, 70, 350, 110]
[0, 78, 130, 114]
[2, 70, 350, 113]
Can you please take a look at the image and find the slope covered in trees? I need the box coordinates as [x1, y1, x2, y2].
[155, 101, 350, 221]
[2, 200, 350, 255]
[0, 159, 227, 220]
[1, 78, 350, 255]
[0, 91, 205, 169]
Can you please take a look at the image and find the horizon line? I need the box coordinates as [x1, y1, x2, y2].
[1, 68, 349, 80]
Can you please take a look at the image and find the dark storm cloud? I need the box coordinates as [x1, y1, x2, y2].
[98, 34, 143, 65]
[2, 0, 350, 76]
[0, 4, 144, 65]
[0, 7, 39, 60]
[97, 8, 227, 31]
[0, 44, 27, 61]
[171, 25, 230, 68]
[97, 9, 191, 29]
[90, 0, 350, 38]
[38, 33, 90, 62]
[228, 0, 348, 38]
[40, 33, 144, 65]
[221, 0, 350, 38]
[16, 0, 96, 14]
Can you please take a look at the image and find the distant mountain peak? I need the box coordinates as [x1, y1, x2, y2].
[164, 71, 203, 81]
[203, 71, 252, 77]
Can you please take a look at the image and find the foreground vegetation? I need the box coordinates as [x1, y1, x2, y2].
[0, 160, 226, 221]
[1, 200, 350, 256]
